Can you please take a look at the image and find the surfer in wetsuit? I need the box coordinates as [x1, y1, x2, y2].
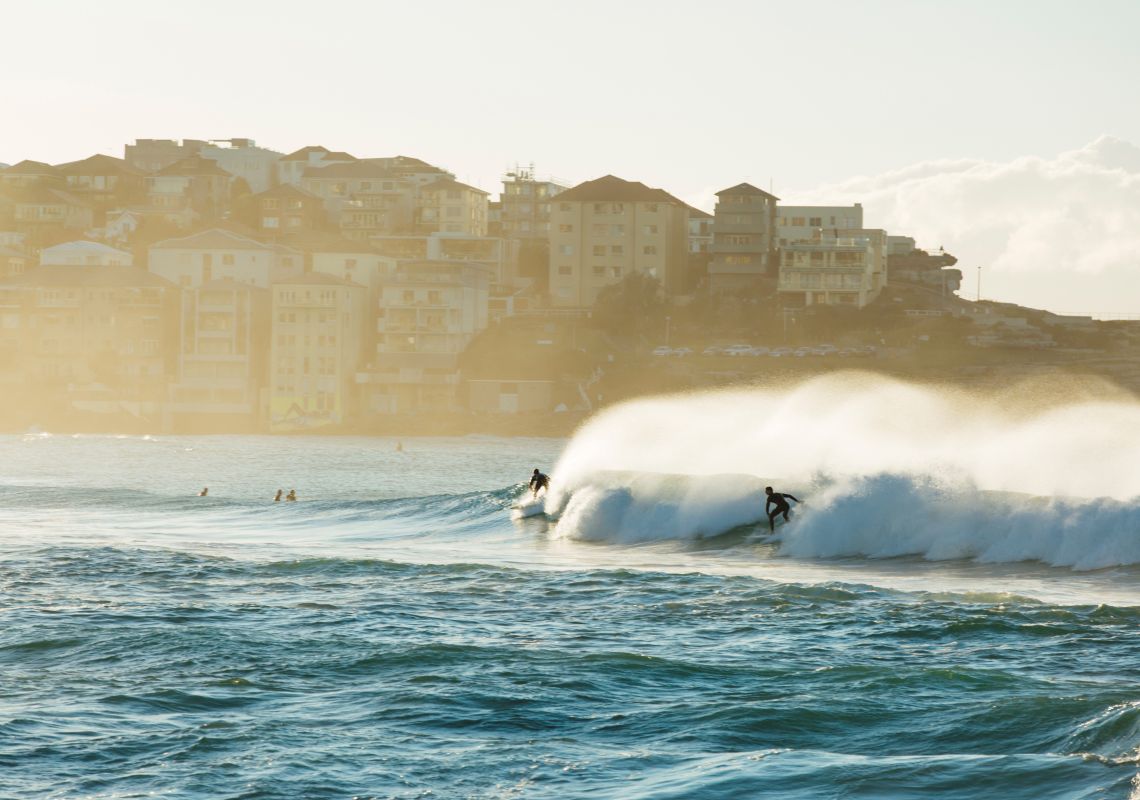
[198, 487, 208, 497]
[529, 469, 550, 499]
[765, 486, 799, 532]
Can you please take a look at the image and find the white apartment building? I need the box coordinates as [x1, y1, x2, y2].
[777, 234, 882, 308]
[777, 204, 863, 246]
[416, 179, 489, 237]
[547, 175, 689, 308]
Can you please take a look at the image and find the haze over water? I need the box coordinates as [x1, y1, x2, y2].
[2, 377, 1138, 799]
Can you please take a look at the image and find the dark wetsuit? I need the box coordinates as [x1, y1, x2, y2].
[529, 472, 550, 496]
[766, 492, 799, 531]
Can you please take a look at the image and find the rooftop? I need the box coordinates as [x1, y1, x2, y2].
[715, 182, 780, 200]
[555, 175, 685, 205]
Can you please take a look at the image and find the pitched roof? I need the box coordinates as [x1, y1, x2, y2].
[686, 205, 713, 218]
[41, 240, 133, 258]
[56, 154, 144, 177]
[14, 184, 91, 207]
[280, 145, 329, 162]
[3, 160, 60, 177]
[151, 228, 271, 251]
[5, 265, 176, 289]
[555, 175, 685, 205]
[322, 151, 356, 161]
[253, 182, 321, 201]
[302, 161, 404, 180]
[421, 177, 489, 196]
[715, 182, 779, 200]
[157, 155, 230, 177]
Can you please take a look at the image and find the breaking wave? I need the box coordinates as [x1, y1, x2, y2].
[547, 374, 1140, 570]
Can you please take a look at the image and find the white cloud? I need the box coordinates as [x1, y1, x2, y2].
[787, 136, 1140, 315]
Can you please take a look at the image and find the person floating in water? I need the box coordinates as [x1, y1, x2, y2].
[529, 468, 550, 499]
[274, 489, 283, 502]
[764, 486, 799, 532]
[286, 489, 297, 502]
[198, 487, 209, 497]
[395, 441, 404, 453]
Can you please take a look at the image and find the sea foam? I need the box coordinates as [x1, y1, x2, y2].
[548, 373, 1140, 569]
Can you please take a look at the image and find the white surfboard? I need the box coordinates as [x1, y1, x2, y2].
[511, 498, 546, 519]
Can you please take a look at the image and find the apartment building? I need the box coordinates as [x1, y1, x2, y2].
[357, 260, 490, 414]
[0, 160, 62, 190]
[1, 265, 179, 404]
[777, 233, 883, 308]
[707, 183, 779, 292]
[415, 179, 489, 237]
[268, 273, 367, 430]
[167, 279, 270, 427]
[499, 167, 567, 239]
[55, 155, 146, 220]
[145, 155, 231, 226]
[547, 175, 689, 308]
[302, 161, 415, 231]
[149, 228, 302, 288]
[776, 204, 863, 246]
[687, 207, 714, 254]
[198, 138, 282, 194]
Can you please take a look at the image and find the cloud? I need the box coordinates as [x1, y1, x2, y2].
[787, 136, 1140, 315]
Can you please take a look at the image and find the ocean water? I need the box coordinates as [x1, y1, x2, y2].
[3, 378, 1140, 799]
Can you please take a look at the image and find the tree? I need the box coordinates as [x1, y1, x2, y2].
[592, 272, 665, 341]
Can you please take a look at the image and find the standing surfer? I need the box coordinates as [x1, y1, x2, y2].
[764, 486, 799, 532]
[529, 469, 550, 499]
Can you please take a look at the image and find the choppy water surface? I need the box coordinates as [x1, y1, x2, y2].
[1, 431, 1138, 799]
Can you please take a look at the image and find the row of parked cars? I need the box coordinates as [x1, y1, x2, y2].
[652, 344, 877, 358]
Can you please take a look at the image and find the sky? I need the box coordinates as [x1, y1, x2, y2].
[2, 0, 1138, 313]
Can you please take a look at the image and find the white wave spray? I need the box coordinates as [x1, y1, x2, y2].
[547, 373, 1140, 570]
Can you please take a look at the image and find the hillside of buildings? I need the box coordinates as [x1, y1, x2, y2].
[1, 139, 1135, 437]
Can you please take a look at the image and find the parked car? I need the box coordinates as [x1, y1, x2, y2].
[748, 346, 770, 357]
[702, 345, 724, 356]
[769, 347, 794, 358]
[794, 347, 813, 358]
[814, 344, 838, 356]
[671, 347, 693, 357]
[724, 344, 754, 356]
[651, 345, 672, 357]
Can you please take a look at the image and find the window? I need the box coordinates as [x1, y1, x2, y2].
[360, 182, 371, 190]
[264, 199, 279, 210]
[559, 224, 574, 233]
[560, 203, 571, 212]
[345, 258, 357, 269]
[558, 265, 572, 276]
[592, 223, 607, 236]
[610, 225, 624, 236]
[558, 244, 574, 255]
[791, 217, 805, 226]
[593, 203, 606, 213]
[642, 224, 658, 235]
[592, 265, 605, 276]
[222, 254, 235, 266]
[610, 245, 623, 255]
[643, 245, 657, 255]
[592, 245, 605, 256]
[612, 203, 624, 213]
[609, 266, 622, 278]
[644, 203, 658, 212]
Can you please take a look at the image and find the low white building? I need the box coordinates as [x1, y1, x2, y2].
[40, 240, 133, 267]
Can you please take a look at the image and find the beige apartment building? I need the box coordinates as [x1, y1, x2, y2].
[268, 273, 366, 430]
[547, 175, 688, 308]
[0, 265, 179, 410]
[707, 183, 779, 292]
[357, 260, 490, 414]
[167, 279, 270, 428]
[149, 229, 302, 289]
[415, 179, 489, 237]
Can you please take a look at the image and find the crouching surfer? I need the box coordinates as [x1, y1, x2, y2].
[764, 486, 799, 532]
[529, 468, 550, 499]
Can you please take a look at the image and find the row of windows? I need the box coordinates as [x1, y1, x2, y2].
[556, 265, 624, 279]
[779, 216, 860, 228]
